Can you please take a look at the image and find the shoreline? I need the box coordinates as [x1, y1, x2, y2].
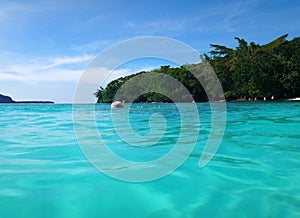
[0, 94, 54, 104]
[229, 97, 300, 102]
[287, 97, 300, 101]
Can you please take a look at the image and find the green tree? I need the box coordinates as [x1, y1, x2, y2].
[95, 34, 300, 103]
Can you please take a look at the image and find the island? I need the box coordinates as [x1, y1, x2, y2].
[94, 34, 300, 103]
[0, 94, 54, 104]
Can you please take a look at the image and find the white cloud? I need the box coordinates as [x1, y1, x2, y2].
[74, 67, 132, 103]
[0, 52, 161, 103]
[0, 54, 93, 84]
[79, 66, 132, 86]
[44, 54, 93, 69]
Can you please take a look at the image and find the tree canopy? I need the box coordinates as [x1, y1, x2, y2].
[94, 66, 210, 103]
[206, 34, 300, 100]
[95, 34, 300, 103]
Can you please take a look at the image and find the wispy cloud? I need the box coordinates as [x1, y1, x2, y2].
[0, 54, 93, 83]
[0, 1, 60, 25]
[123, 18, 188, 34]
[0, 52, 155, 87]
[121, 1, 252, 35]
[44, 54, 93, 69]
[0, 2, 34, 20]
[146, 19, 187, 31]
[71, 40, 116, 53]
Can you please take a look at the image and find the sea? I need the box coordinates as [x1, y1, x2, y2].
[0, 102, 299, 218]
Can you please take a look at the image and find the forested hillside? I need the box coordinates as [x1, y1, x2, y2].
[95, 34, 300, 103]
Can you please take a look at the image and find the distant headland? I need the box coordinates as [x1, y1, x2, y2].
[0, 94, 54, 104]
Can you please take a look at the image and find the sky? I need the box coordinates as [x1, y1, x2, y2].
[0, 0, 299, 103]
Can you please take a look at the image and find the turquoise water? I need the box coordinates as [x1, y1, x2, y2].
[0, 102, 299, 217]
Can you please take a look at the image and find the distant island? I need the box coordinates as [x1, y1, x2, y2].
[94, 34, 299, 103]
[0, 94, 54, 104]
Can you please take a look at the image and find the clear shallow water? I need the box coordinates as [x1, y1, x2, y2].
[0, 102, 299, 217]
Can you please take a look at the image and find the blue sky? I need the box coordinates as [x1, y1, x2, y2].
[0, 0, 299, 103]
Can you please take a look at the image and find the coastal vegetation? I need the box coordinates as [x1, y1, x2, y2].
[95, 34, 300, 103]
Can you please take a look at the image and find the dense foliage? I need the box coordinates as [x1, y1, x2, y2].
[206, 34, 300, 100]
[94, 66, 210, 103]
[95, 34, 300, 103]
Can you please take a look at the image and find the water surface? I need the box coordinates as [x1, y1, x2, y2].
[0, 102, 299, 217]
